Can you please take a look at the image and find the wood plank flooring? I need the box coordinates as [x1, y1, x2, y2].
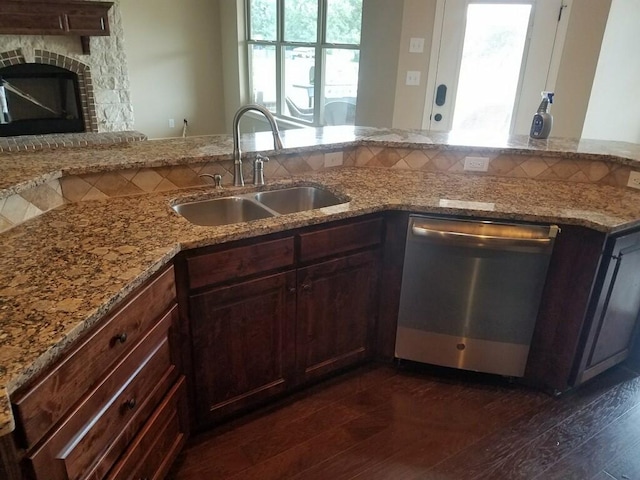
[169, 358, 640, 480]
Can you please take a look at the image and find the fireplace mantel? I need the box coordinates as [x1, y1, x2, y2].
[0, 0, 113, 54]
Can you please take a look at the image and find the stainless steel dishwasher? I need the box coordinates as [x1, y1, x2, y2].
[395, 215, 559, 377]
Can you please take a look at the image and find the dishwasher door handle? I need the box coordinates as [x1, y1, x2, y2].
[411, 224, 556, 249]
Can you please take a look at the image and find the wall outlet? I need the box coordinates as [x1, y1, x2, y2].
[168, 118, 175, 128]
[463, 156, 490, 172]
[628, 171, 640, 190]
[324, 151, 343, 168]
[405, 71, 421, 86]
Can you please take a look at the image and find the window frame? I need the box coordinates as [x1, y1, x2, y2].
[245, 0, 361, 126]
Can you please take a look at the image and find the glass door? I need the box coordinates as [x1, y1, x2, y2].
[424, 0, 570, 137]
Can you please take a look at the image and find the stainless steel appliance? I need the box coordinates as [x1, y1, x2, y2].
[396, 215, 559, 377]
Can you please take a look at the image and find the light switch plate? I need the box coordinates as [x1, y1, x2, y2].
[406, 71, 421, 86]
[409, 37, 425, 53]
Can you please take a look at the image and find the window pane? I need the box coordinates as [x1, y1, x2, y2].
[284, 0, 317, 43]
[249, 44, 277, 112]
[283, 46, 316, 122]
[452, 4, 532, 134]
[249, 0, 277, 41]
[323, 48, 358, 125]
[326, 0, 363, 45]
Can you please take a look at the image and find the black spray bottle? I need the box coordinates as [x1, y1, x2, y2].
[530, 91, 554, 139]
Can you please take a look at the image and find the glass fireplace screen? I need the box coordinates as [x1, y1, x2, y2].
[0, 63, 85, 137]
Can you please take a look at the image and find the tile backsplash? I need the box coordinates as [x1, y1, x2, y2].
[59, 149, 357, 202]
[1, 144, 637, 234]
[0, 180, 64, 232]
[355, 146, 632, 188]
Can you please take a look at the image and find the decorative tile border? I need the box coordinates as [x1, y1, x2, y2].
[2, 144, 636, 233]
[59, 149, 356, 202]
[0, 180, 64, 233]
[355, 146, 636, 188]
[0, 131, 147, 153]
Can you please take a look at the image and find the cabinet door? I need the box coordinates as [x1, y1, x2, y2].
[296, 249, 380, 383]
[189, 271, 296, 427]
[577, 230, 640, 384]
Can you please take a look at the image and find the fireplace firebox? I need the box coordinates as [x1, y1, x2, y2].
[0, 63, 85, 137]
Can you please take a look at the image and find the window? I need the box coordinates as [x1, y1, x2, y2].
[246, 0, 362, 126]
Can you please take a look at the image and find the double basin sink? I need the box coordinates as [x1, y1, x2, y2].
[172, 186, 347, 226]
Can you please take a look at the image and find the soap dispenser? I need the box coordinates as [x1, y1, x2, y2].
[530, 91, 554, 139]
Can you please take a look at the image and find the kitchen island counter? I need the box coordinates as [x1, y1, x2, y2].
[1, 129, 640, 439]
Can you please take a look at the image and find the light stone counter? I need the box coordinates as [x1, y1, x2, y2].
[1, 127, 640, 438]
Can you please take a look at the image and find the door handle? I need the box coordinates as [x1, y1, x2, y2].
[435, 84, 447, 106]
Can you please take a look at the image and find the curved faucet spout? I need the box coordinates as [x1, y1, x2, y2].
[232, 104, 284, 186]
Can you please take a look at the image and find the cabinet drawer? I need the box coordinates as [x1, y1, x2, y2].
[13, 266, 176, 448]
[187, 236, 295, 289]
[299, 217, 383, 263]
[65, 12, 108, 34]
[106, 377, 188, 480]
[0, 13, 65, 33]
[27, 307, 177, 480]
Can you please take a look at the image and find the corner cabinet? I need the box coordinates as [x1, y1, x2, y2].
[574, 228, 640, 384]
[296, 226, 380, 384]
[8, 265, 188, 480]
[177, 216, 383, 430]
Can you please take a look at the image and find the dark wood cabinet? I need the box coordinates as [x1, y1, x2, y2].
[189, 271, 297, 426]
[7, 265, 188, 480]
[296, 250, 379, 383]
[574, 228, 640, 384]
[180, 216, 383, 429]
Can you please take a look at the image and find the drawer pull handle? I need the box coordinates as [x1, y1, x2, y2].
[115, 332, 128, 344]
[124, 398, 137, 410]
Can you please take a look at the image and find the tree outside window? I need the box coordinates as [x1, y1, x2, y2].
[247, 0, 362, 126]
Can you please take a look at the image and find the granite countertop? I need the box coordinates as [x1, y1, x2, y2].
[1, 128, 640, 438]
[2, 126, 640, 199]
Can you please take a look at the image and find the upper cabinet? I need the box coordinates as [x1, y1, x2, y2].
[0, 1, 113, 54]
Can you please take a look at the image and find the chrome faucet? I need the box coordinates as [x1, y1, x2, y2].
[232, 104, 284, 186]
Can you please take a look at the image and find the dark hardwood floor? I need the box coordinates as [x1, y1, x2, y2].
[169, 357, 640, 480]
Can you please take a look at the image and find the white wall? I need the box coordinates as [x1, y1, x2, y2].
[356, 0, 404, 128]
[552, 0, 611, 139]
[120, 0, 225, 138]
[391, 0, 436, 130]
[582, 0, 640, 143]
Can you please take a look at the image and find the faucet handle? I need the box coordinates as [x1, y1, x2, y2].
[255, 153, 270, 165]
[253, 154, 269, 186]
[199, 173, 224, 189]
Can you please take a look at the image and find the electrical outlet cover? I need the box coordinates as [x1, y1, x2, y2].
[628, 170, 640, 190]
[324, 151, 344, 168]
[463, 156, 490, 172]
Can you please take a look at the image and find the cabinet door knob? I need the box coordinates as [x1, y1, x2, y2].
[288, 287, 297, 294]
[301, 283, 312, 292]
[124, 398, 137, 410]
[114, 332, 127, 344]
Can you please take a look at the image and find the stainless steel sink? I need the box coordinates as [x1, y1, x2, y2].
[253, 186, 344, 214]
[172, 196, 274, 226]
[173, 186, 347, 226]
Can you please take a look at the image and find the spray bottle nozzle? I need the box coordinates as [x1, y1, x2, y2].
[542, 91, 554, 104]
